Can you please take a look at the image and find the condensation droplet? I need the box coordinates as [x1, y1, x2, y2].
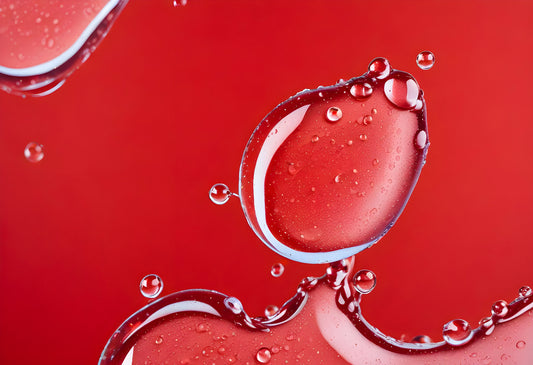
[271, 263, 284, 277]
[264, 304, 279, 318]
[359, 134, 368, 141]
[442, 319, 473, 346]
[224, 297, 243, 315]
[363, 115, 373, 125]
[326, 107, 342, 122]
[519, 286, 532, 297]
[491, 300, 509, 317]
[353, 269, 376, 294]
[516, 340, 526, 349]
[372, 158, 379, 166]
[415, 130, 427, 149]
[416, 51, 435, 70]
[209, 183, 232, 205]
[367, 57, 390, 79]
[139, 274, 163, 299]
[256, 347, 272, 363]
[196, 322, 209, 333]
[311, 135, 319, 143]
[371, 108, 377, 115]
[349, 82, 373, 99]
[384, 77, 419, 109]
[24, 142, 44, 163]
[155, 335, 163, 345]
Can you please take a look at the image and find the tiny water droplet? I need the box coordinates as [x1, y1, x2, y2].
[367, 57, 390, 79]
[139, 274, 163, 299]
[500, 353, 510, 361]
[363, 115, 373, 125]
[326, 107, 342, 122]
[271, 263, 284, 277]
[155, 335, 163, 345]
[384, 77, 419, 109]
[209, 183, 232, 205]
[359, 134, 368, 141]
[196, 322, 209, 333]
[349, 82, 373, 99]
[256, 347, 272, 363]
[491, 300, 509, 317]
[519, 286, 532, 297]
[224, 297, 243, 315]
[411, 335, 432, 343]
[24, 142, 44, 163]
[416, 51, 435, 70]
[264, 304, 279, 318]
[288, 163, 298, 175]
[516, 340, 526, 349]
[371, 108, 377, 115]
[442, 319, 472, 346]
[353, 269, 376, 294]
[372, 158, 379, 166]
[415, 130, 427, 149]
[311, 135, 319, 143]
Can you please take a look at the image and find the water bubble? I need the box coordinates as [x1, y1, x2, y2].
[411, 335, 432, 343]
[256, 347, 272, 363]
[516, 340, 526, 349]
[367, 57, 390, 79]
[384, 76, 419, 109]
[271, 263, 285, 277]
[479, 317, 495, 335]
[349, 82, 373, 99]
[415, 130, 427, 149]
[24, 142, 44, 163]
[359, 134, 368, 141]
[311, 135, 319, 143]
[155, 335, 163, 345]
[264, 305, 279, 318]
[416, 51, 435, 70]
[209, 183, 232, 205]
[363, 115, 373, 125]
[224, 297, 243, 315]
[139, 274, 163, 299]
[326, 107, 342, 122]
[519, 286, 532, 297]
[353, 269, 376, 294]
[442, 319, 473, 346]
[491, 300, 509, 317]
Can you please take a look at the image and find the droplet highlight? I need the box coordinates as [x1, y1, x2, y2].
[416, 51, 435, 70]
[209, 183, 232, 205]
[224, 297, 243, 315]
[24, 142, 44, 163]
[139, 274, 163, 299]
[353, 269, 376, 294]
[415, 130, 427, 149]
[442, 319, 473, 346]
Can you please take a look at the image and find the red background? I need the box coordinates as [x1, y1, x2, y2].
[1, 0, 532, 363]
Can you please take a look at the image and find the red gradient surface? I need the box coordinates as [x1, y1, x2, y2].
[0, 1, 532, 364]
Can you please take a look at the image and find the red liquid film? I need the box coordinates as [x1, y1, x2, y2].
[98, 258, 533, 364]
[0, 0, 128, 96]
[239, 58, 428, 263]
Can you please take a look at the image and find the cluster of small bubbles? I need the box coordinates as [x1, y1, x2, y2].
[519, 286, 532, 297]
[384, 77, 419, 109]
[442, 319, 473, 346]
[264, 304, 279, 318]
[256, 347, 272, 363]
[416, 51, 435, 70]
[353, 269, 376, 294]
[24, 142, 44, 163]
[224, 297, 243, 315]
[271, 262, 284, 277]
[415, 130, 427, 149]
[411, 335, 432, 343]
[209, 183, 232, 205]
[349, 82, 373, 99]
[516, 340, 526, 349]
[491, 300, 509, 317]
[139, 274, 163, 299]
[367, 57, 390, 79]
[326, 107, 342, 122]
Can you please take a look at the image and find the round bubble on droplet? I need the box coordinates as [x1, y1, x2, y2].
[367, 57, 391, 79]
[139, 274, 163, 299]
[256, 347, 272, 363]
[326, 107, 342, 122]
[271, 262, 285, 277]
[209, 183, 231, 205]
[349, 82, 373, 99]
[353, 269, 376, 294]
[24, 142, 44, 163]
[442, 319, 473, 346]
[416, 51, 435, 70]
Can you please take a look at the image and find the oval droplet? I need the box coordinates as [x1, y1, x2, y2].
[256, 347, 272, 363]
[353, 269, 376, 294]
[519, 286, 532, 297]
[384, 77, 419, 109]
[224, 297, 243, 315]
[416, 51, 435, 70]
[264, 304, 279, 318]
[326, 107, 342, 122]
[349, 82, 373, 99]
[209, 183, 232, 205]
[491, 300, 509, 317]
[139, 274, 163, 299]
[415, 130, 427, 149]
[442, 319, 473, 346]
[24, 142, 44, 163]
[367, 57, 390, 79]
[271, 263, 285, 277]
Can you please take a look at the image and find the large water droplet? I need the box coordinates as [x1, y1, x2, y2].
[416, 51, 435, 70]
[519, 286, 532, 297]
[367, 57, 390, 79]
[326, 107, 342, 122]
[139, 274, 163, 299]
[353, 269, 376, 294]
[24, 142, 44, 163]
[256, 347, 272, 363]
[224, 297, 243, 315]
[271, 263, 285, 277]
[349, 82, 373, 99]
[209, 183, 232, 205]
[492, 300, 509, 317]
[384, 77, 419, 109]
[442, 319, 473, 346]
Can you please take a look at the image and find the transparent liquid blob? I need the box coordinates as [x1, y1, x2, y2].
[238, 58, 429, 263]
[98, 258, 533, 365]
[0, 0, 129, 97]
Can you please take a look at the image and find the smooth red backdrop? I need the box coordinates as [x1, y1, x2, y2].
[0, 1, 532, 364]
